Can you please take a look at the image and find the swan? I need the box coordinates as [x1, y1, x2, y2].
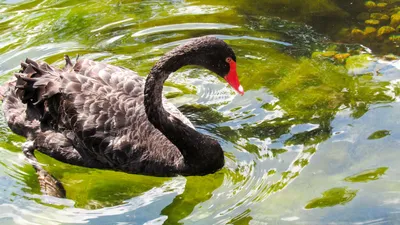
[0, 36, 243, 197]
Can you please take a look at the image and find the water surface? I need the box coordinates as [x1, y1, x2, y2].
[1, 0, 400, 224]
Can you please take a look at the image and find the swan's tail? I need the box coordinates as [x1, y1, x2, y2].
[1, 56, 73, 137]
[14, 57, 66, 106]
[13, 56, 76, 128]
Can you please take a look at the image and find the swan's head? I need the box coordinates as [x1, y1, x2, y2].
[174, 36, 244, 95]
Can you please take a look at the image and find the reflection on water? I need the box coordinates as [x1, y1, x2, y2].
[1, 0, 400, 224]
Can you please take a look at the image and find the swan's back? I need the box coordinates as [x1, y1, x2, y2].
[73, 59, 193, 128]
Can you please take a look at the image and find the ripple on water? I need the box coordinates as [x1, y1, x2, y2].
[132, 23, 240, 38]
[0, 42, 85, 74]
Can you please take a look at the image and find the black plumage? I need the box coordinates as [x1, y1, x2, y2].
[1, 36, 238, 196]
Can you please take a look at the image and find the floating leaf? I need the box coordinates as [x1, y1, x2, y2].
[305, 187, 358, 209]
[344, 167, 388, 183]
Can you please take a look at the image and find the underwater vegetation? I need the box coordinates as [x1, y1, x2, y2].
[1, 0, 400, 224]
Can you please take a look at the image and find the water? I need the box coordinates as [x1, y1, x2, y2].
[1, 0, 400, 224]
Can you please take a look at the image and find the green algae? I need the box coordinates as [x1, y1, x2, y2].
[367, 130, 391, 140]
[269, 148, 287, 158]
[228, 209, 252, 225]
[365, 19, 380, 26]
[293, 158, 309, 167]
[389, 34, 400, 41]
[370, 13, 389, 21]
[242, 143, 262, 158]
[364, 26, 377, 36]
[34, 152, 169, 209]
[345, 54, 373, 70]
[344, 167, 388, 183]
[267, 169, 276, 176]
[378, 26, 396, 36]
[365, 1, 377, 9]
[305, 187, 358, 209]
[188, 0, 349, 22]
[285, 126, 332, 146]
[161, 173, 225, 225]
[266, 57, 391, 121]
[377, 3, 388, 8]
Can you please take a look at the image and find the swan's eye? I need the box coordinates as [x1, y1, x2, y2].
[226, 57, 233, 63]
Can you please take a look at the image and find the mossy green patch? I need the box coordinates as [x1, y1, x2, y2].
[365, 19, 380, 25]
[293, 158, 309, 167]
[365, 1, 377, 9]
[367, 130, 391, 140]
[269, 148, 287, 157]
[377, 26, 395, 36]
[344, 167, 388, 183]
[267, 169, 276, 176]
[345, 54, 372, 71]
[35, 152, 168, 209]
[303, 147, 317, 154]
[305, 187, 358, 209]
[228, 209, 253, 225]
[161, 173, 224, 225]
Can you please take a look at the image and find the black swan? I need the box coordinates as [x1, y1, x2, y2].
[0, 36, 243, 197]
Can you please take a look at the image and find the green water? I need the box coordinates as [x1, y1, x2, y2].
[1, 0, 400, 224]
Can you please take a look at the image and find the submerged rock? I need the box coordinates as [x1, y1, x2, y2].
[365, 19, 380, 25]
[370, 13, 389, 21]
[312, 51, 352, 64]
[383, 54, 398, 60]
[377, 26, 395, 36]
[351, 28, 365, 40]
[364, 26, 377, 36]
[322, 51, 337, 57]
[389, 35, 400, 42]
[334, 53, 351, 63]
[304, 0, 400, 54]
[365, 1, 377, 9]
[390, 13, 400, 27]
[377, 3, 387, 8]
[357, 12, 370, 21]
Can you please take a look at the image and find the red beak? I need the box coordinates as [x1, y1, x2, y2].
[224, 60, 244, 95]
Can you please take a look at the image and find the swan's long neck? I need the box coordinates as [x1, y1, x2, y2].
[144, 47, 224, 174]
